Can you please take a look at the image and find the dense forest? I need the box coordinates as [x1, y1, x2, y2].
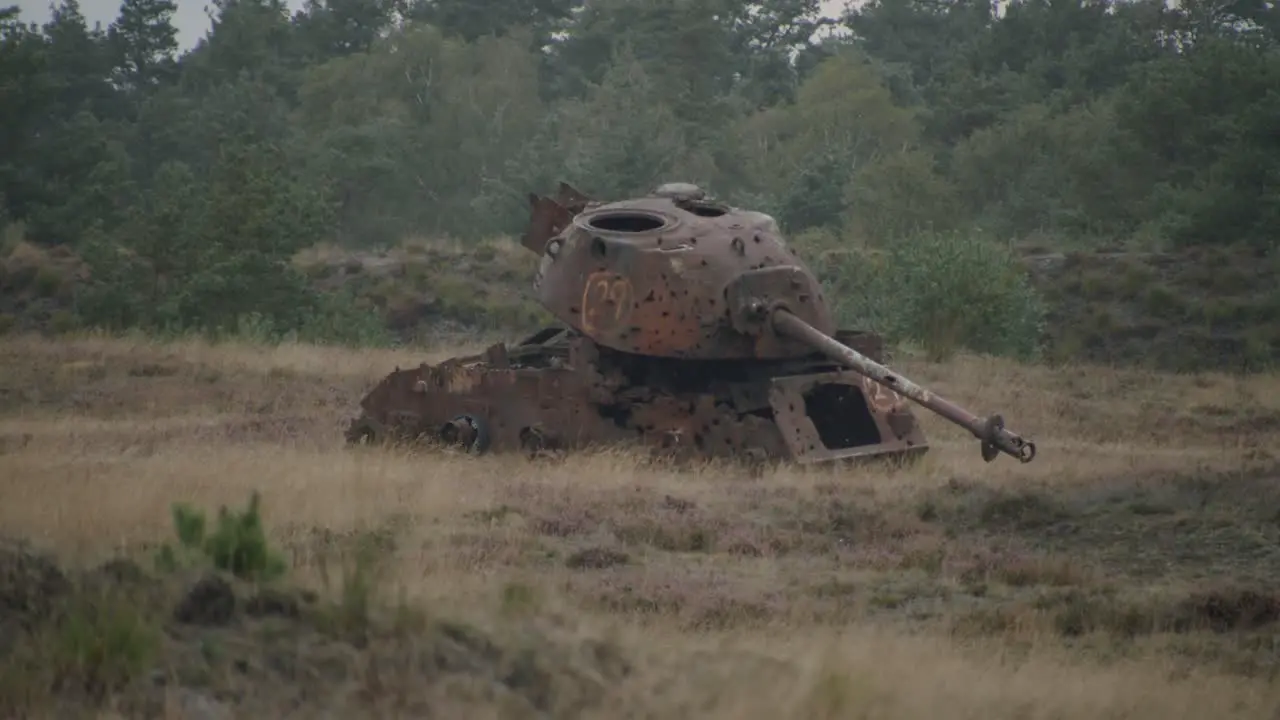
[1, 0, 1278, 369]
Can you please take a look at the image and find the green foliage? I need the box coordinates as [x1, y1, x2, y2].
[32, 265, 61, 296]
[155, 491, 288, 583]
[1113, 38, 1280, 252]
[733, 48, 921, 233]
[821, 230, 1047, 362]
[0, 587, 162, 706]
[67, 147, 392, 345]
[0, 219, 21, 256]
[844, 147, 962, 240]
[49, 591, 161, 698]
[947, 100, 1149, 240]
[296, 289, 394, 346]
[218, 295, 393, 348]
[534, 43, 710, 201]
[48, 309, 77, 334]
[0, 0, 1276, 367]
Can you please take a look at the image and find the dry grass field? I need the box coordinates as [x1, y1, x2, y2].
[2, 331, 1279, 718]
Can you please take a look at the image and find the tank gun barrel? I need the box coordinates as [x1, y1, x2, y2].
[771, 310, 1037, 464]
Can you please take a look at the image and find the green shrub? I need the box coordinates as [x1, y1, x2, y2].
[821, 229, 1046, 361]
[0, 220, 23, 257]
[296, 289, 394, 347]
[155, 491, 287, 582]
[48, 310, 78, 334]
[218, 290, 393, 348]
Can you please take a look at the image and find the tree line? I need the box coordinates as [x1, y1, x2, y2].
[1, 0, 1276, 358]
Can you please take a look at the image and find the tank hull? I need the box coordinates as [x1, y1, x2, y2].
[346, 326, 930, 466]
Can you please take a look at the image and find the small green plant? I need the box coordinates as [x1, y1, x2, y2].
[1143, 283, 1184, 318]
[228, 311, 279, 345]
[32, 266, 62, 298]
[0, 220, 24, 257]
[48, 310, 78, 334]
[155, 491, 287, 582]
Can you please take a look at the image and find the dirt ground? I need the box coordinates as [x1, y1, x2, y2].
[1, 332, 1279, 718]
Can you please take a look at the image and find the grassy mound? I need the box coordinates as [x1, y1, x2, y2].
[0, 495, 630, 719]
[0, 240, 86, 336]
[293, 238, 553, 343]
[1028, 245, 1280, 371]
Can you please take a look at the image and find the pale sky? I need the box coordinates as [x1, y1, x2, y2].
[14, 0, 853, 49]
[13, 0, 305, 47]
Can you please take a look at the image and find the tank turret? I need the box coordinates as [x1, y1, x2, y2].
[521, 182, 835, 360]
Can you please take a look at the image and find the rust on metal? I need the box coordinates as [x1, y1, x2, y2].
[346, 183, 1038, 466]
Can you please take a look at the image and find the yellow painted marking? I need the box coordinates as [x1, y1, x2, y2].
[581, 272, 633, 334]
[865, 379, 902, 412]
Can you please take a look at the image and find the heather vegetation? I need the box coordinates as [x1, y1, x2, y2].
[1, 0, 1277, 366]
[2, 334, 1280, 717]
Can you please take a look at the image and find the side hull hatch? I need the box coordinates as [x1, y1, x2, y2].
[768, 371, 928, 463]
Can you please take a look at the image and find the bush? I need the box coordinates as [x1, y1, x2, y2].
[817, 229, 1046, 361]
[220, 291, 392, 348]
[155, 491, 287, 582]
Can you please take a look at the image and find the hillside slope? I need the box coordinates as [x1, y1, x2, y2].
[294, 238, 552, 341]
[292, 238, 1280, 372]
[1029, 246, 1280, 371]
[3, 235, 1277, 372]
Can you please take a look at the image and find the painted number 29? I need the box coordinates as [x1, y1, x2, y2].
[581, 273, 632, 333]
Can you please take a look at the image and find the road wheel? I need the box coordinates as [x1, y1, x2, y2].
[438, 414, 491, 454]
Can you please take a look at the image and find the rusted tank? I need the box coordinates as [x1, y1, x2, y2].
[345, 182, 1037, 466]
